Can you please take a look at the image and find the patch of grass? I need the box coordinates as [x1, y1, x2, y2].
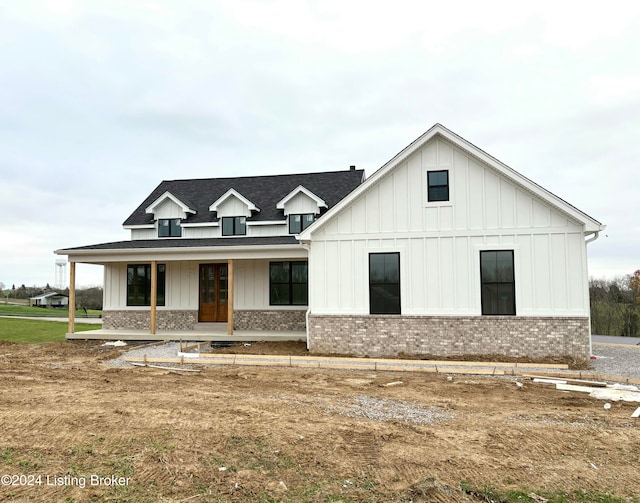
[148, 436, 176, 454]
[460, 482, 640, 503]
[0, 303, 101, 318]
[0, 318, 100, 343]
[104, 456, 135, 477]
[0, 448, 15, 464]
[18, 459, 40, 471]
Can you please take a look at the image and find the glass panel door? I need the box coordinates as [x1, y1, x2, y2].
[199, 264, 229, 322]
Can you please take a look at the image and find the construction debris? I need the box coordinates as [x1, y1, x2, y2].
[631, 407, 640, 418]
[589, 388, 640, 402]
[526, 375, 607, 387]
[533, 378, 640, 409]
[102, 340, 127, 347]
[129, 362, 201, 373]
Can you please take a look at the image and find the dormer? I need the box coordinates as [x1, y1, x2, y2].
[209, 189, 260, 236]
[209, 188, 260, 216]
[145, 192, 197, 219]
[277, 185, 327, 234]
[145, 192, 196, 238]
[277, 185, 327, 215]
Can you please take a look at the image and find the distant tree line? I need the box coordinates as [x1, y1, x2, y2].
[0, 284, 103, 311]
[590, 271, 640, 336]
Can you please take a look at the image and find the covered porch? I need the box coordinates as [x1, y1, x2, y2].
[58, 237, 309, 341]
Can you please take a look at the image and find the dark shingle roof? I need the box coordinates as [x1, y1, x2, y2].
[123, 169, 365, 226]
[60, 236, 300, 252]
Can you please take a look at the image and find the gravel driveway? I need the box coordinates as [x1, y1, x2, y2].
[591, 343, 640, 381]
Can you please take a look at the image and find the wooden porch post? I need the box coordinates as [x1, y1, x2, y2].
[68, 262, 76, 334]
[150, 260, 157, 335]
[228, 259, 234, 335]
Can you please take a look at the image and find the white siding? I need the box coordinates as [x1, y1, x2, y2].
[104, 259, 306, 311]
[169, 262, 199, 309]
[235, 260, 270, 309]
[104, 262, 200, 310]
[309, 137, 589, 317]
[131, 228, 156, 240]
[155, 199, 186, 219]
[283, 192, 320, 215]
[104, 263, 126, 309]
[216, 195, 252, 218]
[182, 226, 218, 238]
[247, 223, 288, 237]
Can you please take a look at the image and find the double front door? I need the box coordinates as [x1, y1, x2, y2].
[199, 263, 228, 322]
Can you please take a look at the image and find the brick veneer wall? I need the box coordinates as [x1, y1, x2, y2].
[308, 315, 591, 360]
[103, 310, 198, 331]
[234, 310, 306, 331]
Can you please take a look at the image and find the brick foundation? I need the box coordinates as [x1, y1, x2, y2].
[308, 315, 590, 360]
[233, 310, 306, 331]
[103, 310, 198, 331]
[103, 309, 305, 332]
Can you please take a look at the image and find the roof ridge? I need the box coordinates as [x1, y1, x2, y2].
[159, 168, 364, 184]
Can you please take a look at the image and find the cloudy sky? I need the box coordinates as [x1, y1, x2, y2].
[0, 0, 638, 289]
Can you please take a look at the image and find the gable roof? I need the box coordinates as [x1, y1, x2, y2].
[276, 185, 328, 211]
[145, 191, 197, 215]
[209, 188, 260, 213]
[300, 123, 605, 239]
[123, 169, 365, 227]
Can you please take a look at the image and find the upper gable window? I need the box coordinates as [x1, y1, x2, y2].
[289, 214, 314, 234]
[222, 216, 246, 236]
[158, 219, 181, 237]
[427, 170, 449, 202]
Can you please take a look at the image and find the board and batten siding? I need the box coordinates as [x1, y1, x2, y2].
[131, 226, 221, 241]
[308, 137, 590, 317]
[103, 259, 306, 311]
[283, 192, 321, 215]
[131, 228, 156, 240]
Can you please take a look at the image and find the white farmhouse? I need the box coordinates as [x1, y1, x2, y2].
[56, 124, 604, 360]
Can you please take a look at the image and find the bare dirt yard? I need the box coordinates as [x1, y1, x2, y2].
[0, 340, 639, 502]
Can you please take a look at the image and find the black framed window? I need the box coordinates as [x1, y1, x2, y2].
[269, 261, 308, 305]
[158, 218, 181, 237]
[480, 250, 515, 315]
[427, 170, 449, 202]
[289, 213, 315, 234]
[127, 264, 166, 306]
[369, 252, 401, 314]
[222, 216, 246, 236]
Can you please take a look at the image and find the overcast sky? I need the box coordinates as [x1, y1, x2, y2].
[0, 0, 638, 289]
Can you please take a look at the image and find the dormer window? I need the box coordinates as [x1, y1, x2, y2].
[222, 216, 246, 236]
[158, 218, 181, 237]
[289, 214, 314, 234]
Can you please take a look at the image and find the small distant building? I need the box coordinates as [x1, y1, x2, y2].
[29, 292, 69, 308]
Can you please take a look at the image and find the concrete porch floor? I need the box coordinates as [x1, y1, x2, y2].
[67, 323, 306, 342]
